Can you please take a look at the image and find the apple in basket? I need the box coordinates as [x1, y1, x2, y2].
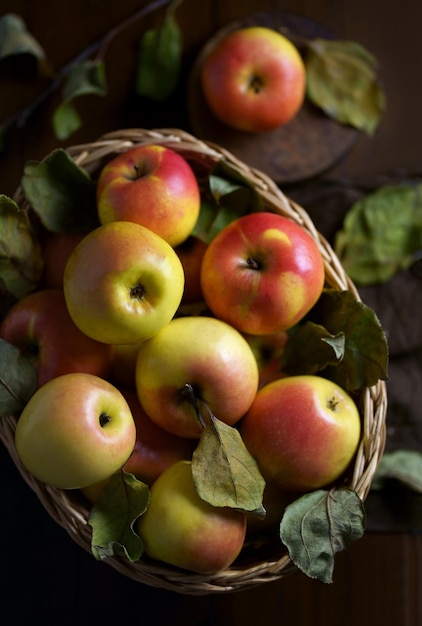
[63, 220, 185, 345]
[137, 460, 247, 574]
[200, 211, 325, 335]
[96, 144, 201, 247]
[0, 288, 113, 388]
[240, 374, 362, 492]
[200, 26, 306, 132]
[174, 234, 208, 304]
[15, 372, 136, 490]
[135, 315, 260, 438]
[39, 231, 87, 289]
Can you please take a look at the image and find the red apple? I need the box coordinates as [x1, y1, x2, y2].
[200, 211, 325, 335]
[136, 460, 247, 574]
[200, 26, 306, 132]
[121, 388, 196, 485]
[135, 315, 259, 438]
[240, 375, 362, 492]
[174, 235, 208, 304]
[15, 372, 136, 489]
[0, 288, 113, 388]
[96, 144, 201, 247]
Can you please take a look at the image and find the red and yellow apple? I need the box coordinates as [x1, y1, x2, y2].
[96, 144, 201, 247]
[135, 315, 259, 438]
[15, 372, 136, 489]
[0, 288, 113, 388]
[121, 388, 196, 485]
[63, 221, 185, 345]
[200, 211, 325, 335]
[200, 26, 306, 132]
[240, 375, 362, 492]
[136, 460, 247, 574]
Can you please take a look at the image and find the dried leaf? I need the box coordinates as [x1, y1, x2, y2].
[21, 148, 99, 233]
[335, 182, 422, 285]
[0, 194, 43, 299]
[306, 38, 386, 134]
[192, 415, 265, 514]
[280, 488, 365, 583]
[88, 471, 150, 562]
[136, 10, 182, 101]
[372, 449, 422, 493]
[0, 339, 37, 417]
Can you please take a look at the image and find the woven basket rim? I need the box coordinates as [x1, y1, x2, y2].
[2, 127, 388, 595]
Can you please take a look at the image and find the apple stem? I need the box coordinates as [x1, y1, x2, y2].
[245, 256, 261, 270]
[182, 383, 207, 429]
[99, 412, 111, 427]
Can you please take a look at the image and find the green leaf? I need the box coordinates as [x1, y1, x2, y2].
[308, 288, 389, 391]
[280, 488, 365, 583]
[21, 148, 99, 233]
[0, 13, 46, 63]
[306, 38, 386, 134]
[372, 450, 422, 493]
[0, 339, 37, 417]
[0, 194, 43, 299]
[88, 471, 150, 562]
[335, 182, 422, 285]
[136, 11, 182, 101]
[52, 101, 82, 141]
[192, 414, 266, 514]
[281, 322, 345, 376]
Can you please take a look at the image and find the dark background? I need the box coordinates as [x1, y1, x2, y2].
[1, 1, 422, 624]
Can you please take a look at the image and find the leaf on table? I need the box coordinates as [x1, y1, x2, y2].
[52, 60, 107, 140]
[192, 414, 266, 515]
[0, 194, 43, 299]
[281, 322, 345, 376]
[371, 449, 422, 493]
[335, 182, 422, 285]
[21, 148, 99, 233]
[305, 38, 386, 134]
[0, 13, 52, 76]
[0, 339, 37, 417]
[136, 8, 182, 101]
[88, 471, 150, 562]
[280, 488, 365, 583]
[307, 288, 389, 391]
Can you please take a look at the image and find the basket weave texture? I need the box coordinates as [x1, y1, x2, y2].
[0, 128, 387, 595]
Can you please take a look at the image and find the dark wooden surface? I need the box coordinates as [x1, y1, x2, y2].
[1, 1, 422, 624]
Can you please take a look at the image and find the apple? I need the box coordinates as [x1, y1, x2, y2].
[174, 235, 208, 304]
[96, 144, 201, 247]
[39, 231, 87, 288]
[136, 460, 247, 574]
[135, 315, 259, 438]
[200, 211, 325, 335]
[200, 26, 306, 132]
[240, 375, 362, 492]
[120, 388, 196, 485]
[0, 288, 113, 388]
[244, 329, 288, 386]
[63, 220, 185, 345]
[15, 372, 136, 489]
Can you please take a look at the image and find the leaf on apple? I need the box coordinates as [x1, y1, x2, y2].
[305, 288, 389, 391]
[21, 148, 99, 233]
[0, 194, 43, 299]
[0, 339, 37, 417]
[335, 182, 422, 285]
[88, 470, 150, 562]
[371, 449, 422, 493]
[192, 414, 266, 516]
[53, 60, 107, 140]
[0, 13, 52, 76]
[305, 38, 386, 135]
[135, 5, 182, 101]
[280, 487, 365, 583]
[281, 322, 345, 376]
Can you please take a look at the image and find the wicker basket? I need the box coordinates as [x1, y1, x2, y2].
[0, 128, 387, 595]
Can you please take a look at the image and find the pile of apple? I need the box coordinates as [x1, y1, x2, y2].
[1, 143, 362, 576]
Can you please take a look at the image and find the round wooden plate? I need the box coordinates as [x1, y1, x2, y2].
[187, 12, 359, 185]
